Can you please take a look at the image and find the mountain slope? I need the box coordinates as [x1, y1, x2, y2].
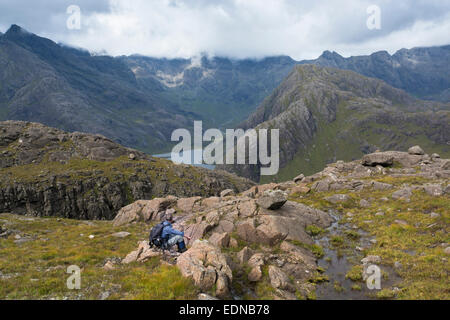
[223, 65, 450, 182]
[1, 25, 448, 157]
[120, 55, 297, 129]
[0, 25, 198, 153]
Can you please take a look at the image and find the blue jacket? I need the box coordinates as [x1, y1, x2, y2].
[161, 221, 184, 239]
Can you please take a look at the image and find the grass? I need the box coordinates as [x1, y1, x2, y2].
[0, 213, 197, 300]
[287, 240, 324, 259]
[345, 265, 363, 282]
[306, 225, 326, 236]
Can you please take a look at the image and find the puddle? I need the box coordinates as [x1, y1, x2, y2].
[315, 211, 401, 300]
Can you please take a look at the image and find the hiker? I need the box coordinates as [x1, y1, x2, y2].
[161, 213, 190, 253]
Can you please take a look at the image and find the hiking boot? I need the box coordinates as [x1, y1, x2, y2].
[177, 240, 187, 253]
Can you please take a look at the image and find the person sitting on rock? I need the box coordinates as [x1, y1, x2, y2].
[161, 213, 190, 253]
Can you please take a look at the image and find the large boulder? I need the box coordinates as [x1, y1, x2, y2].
[290, 184, 311, 195]
[259, 201, 333, 228]
[176, 240, 232, 298]
[293, 174, 305, 183]
[122, 241, 161, 264]
[268, 266, 293, 291]
[177, 196, 202, 213]
[247, 253, 265, 282]
[184, 222, 213, 246]
[256, 190, 288, 210]
[208, 232, 230, 248]
[392, 188, 413, 201]
[371, 181, 393, 190]
[423, 184, 444, 196]
[237, 247, 254, 265]
[325, 194, 351, 204]
[237, 199, 258, 217]
[408, 145, 425, 155]
[362, 153, 394, 167]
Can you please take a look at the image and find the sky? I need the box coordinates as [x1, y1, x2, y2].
[0, 0, 449, 60]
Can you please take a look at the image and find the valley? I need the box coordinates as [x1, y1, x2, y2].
[0, 22, 448, 302]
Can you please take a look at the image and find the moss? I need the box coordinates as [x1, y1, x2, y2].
[308, 274, 329, 284]
[288, 240, 325, 259]
[306, 291, 317, 300]
[376, 289, 396, 299]
[344, 230, 360, 240]
[330, 235, 345, 248]
[345, 265, 363, 282]
[333, 281, 344, 293]
[306, 225, 326, 236]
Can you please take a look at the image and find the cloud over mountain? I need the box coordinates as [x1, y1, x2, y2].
[1, 0, 449, 59]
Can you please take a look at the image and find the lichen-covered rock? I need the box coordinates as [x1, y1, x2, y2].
[237, 247, 254, 265]
[248, 266, 263, 282]
[362, 153, 394, 167]
[293, 174, 305, 183]
[392, 188, 413, 201]
[112, 197, 177, 226]
[268, 266, 292, 291]
[176, 240, 232, 298]
[325, 194, 351, 204]
[220, 189, 235, 197]
[423, 184, 444, 196]
[122, 241, 161, 264]
[371, 181, 393, 190]
[290, 184, 310, 195]
[408, 145, 425, 155]
[208, 232, 230, 248]
[256, 190, 288, 210]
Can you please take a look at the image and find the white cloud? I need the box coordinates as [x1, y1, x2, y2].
[2, 0, 450, 59]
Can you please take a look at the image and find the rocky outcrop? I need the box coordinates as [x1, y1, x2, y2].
[176, 240, 233, 298]
[113, 197, 177, 226]
[362, 153, 394, 167]
[120, 179, 334, 299]
[119, 147, 449, 299]
[0, 121, 254, 220]
[122, 241, 161, 264]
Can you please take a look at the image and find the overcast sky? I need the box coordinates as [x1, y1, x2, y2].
[1, 0, 449, 60]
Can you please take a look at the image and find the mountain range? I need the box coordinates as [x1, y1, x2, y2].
[1, 24, 449, 157]
[221, 64, 450, 181]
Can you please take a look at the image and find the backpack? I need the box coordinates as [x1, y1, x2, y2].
[149, 222, 167, 249]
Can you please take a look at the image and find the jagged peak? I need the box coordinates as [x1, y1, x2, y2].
[5, 24, 32, 36]
[371, 50, 392, 58]
[319, 50, 343, 60]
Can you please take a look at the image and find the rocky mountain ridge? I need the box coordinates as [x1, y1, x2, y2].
[301, 46, 450, 102]
[222, 64, 450, 182]
[1, 25, 449, 156]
